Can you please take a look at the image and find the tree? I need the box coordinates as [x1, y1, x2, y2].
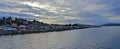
[7, 17, 12, 25]
[33, 19, 36, 22]
[2, 17, 5, 20]
[2, 17, 7, 25]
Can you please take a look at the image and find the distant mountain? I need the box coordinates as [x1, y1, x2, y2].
[101, 23, 120, 26]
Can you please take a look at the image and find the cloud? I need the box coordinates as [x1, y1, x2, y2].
[0, 0, 120, 24]
[109, 15, 120, 22]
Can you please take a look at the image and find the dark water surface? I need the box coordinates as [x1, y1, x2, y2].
[0, 26, 120, 49]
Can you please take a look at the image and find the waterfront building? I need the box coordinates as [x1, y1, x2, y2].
[18, 25, 27, 31]
[12, 23, 18, 28]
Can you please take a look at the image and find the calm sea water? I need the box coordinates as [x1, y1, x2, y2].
[0, 26, 120, 49]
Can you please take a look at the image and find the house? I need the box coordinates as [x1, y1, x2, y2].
[18, 25, 27, 31]
[12, 23, 18, 28]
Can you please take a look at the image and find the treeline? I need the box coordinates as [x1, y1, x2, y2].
[0, 17, 80, 26]
[0, 17, 44, 26]
[0, 17, 27, 25]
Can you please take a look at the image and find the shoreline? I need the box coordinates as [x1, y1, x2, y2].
[0, 17, 101, 36]
[0, 27, 100, 36]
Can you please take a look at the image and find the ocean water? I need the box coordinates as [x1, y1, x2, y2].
[0, 26, 120, 49]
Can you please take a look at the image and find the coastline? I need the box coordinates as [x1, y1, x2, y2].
[0, 17, 101, 36]
[0, 26, 100, 36]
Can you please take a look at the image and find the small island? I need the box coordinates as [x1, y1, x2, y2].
[0, 17, 100, 35]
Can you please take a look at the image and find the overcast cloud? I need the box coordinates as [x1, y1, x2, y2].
[0, 0, 120, 24]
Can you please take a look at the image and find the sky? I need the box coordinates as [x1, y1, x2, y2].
[0, 0, 120, 25]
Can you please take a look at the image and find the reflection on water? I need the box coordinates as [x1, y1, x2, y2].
[0, 26, 120, 49]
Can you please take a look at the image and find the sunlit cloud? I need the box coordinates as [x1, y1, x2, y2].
[109, 16, 120, 21]
[0, 0, 120, 24]
[20, 1, 69, 14]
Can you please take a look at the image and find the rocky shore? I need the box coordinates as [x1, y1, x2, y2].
[0, 26, 100, 35]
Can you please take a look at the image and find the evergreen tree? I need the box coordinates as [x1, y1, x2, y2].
[2, 17, 7, 25]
